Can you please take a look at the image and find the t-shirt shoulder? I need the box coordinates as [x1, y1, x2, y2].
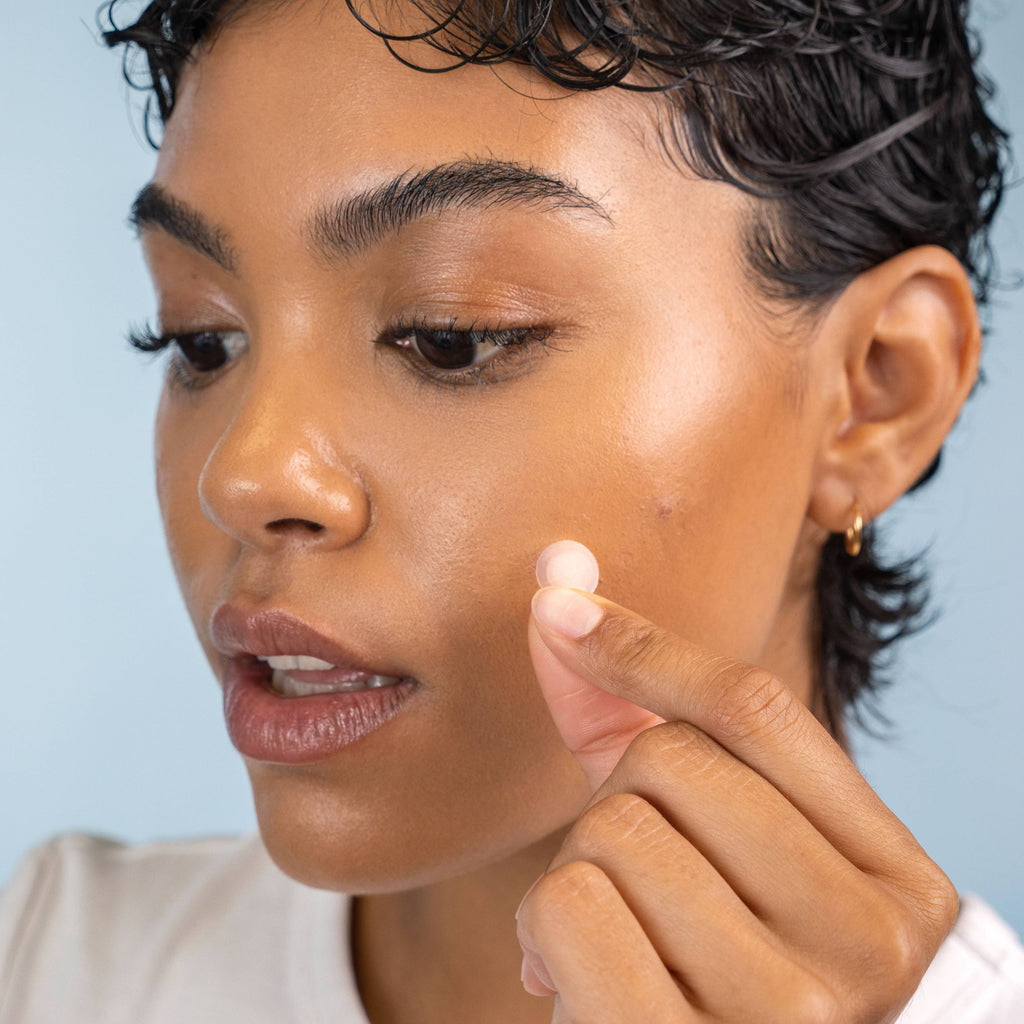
[4, 835, 1022, 1024]
[0, 832, 366, 1024]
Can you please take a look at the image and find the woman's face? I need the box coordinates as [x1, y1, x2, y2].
[146, 1, 835, 892]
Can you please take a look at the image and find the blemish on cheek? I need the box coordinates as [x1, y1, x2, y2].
[655, 500, 674, 518]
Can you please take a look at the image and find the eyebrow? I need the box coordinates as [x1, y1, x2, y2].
[128, 157, 606, 270]
[308, 159, 613, 260]
[130, 184, 239, 274]
[129, 159, 612, 271]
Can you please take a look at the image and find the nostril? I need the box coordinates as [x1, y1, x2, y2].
[265, 518, 325, 535]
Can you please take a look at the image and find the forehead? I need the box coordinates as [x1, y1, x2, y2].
[155, 1, 721, 232]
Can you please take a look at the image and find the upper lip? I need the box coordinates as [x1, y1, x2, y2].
[210, 605, 407, 678]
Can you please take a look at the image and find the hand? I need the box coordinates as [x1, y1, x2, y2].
[517, 546, 958, 1023]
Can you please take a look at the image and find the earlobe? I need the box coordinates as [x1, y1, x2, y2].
[807, 245, 982, 535]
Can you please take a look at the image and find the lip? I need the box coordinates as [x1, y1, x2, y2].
[211, 605, 419, 765]
[211, 605, 407, 676]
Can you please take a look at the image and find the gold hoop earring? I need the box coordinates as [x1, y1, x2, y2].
[845, 500, 864, 558]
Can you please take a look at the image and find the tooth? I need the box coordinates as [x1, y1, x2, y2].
[265, 655, 299, 670]
[263, 654, 337, 671]
[295, 655, 335, 671]
[270, 670, 401, 697]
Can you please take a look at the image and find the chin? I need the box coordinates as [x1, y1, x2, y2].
[246, 758, 587, 894]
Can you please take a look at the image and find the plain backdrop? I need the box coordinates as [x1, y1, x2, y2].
[1, 0, 1022, 938]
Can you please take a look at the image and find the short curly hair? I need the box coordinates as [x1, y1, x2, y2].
[100, 0, 1010, 744]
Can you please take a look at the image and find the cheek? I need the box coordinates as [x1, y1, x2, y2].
[620, 374, 812, 657]
[492, 322, 813, 662]
[357, 312, 811, 666]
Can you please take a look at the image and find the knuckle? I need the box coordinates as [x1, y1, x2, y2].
[933, 871, 961, 934]
[624, 720, 719, 780]
[571, 792, 661, 853]
[911, 863, 961, 938]
[621, 721, 670, 763]
[865, 897, 932, 988]
[597, 615, 674, 679]
[707, 665, 802, 744]
[780, 980, 840, 1024]
[628, 718, 701, 758]
[886, 919, 926, 980]
[529, 860, 613, 931]
[867, 868, 959, 988]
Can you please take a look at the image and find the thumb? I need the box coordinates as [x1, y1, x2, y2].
[528, 542, 662, 792]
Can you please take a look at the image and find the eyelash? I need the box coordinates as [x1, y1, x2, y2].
[127, 324, 246, 393]
[377, 315, 557, 390]
[127, 316, 557, 392]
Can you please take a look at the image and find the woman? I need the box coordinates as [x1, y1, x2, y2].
[1, 0, 1021, 1021]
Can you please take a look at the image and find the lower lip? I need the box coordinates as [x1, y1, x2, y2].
[222, 658, 418, 765]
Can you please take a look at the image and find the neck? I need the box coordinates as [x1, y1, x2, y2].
[759, 517, 826, 724]
[352, 830, 566, 1024]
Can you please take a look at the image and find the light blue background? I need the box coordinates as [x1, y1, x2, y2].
[1, 0, 1021, 937]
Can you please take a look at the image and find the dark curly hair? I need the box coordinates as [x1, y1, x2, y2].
[99, 0, 1010, 745]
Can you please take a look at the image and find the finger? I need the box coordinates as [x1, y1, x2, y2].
[564, 722, 899, 962]
[530, 585, 928, 878]
[529, 542, 662, 792]
[528, 610, 663, 792]
[543, 791, 840, 1024]
[516, 859, 697, 1023]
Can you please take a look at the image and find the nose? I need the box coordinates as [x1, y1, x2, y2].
[197, 372, 371, 552]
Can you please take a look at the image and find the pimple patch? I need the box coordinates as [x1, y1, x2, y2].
[535, 540, 600, 593]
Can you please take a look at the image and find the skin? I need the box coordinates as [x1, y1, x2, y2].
[140, 2, 982, 1021]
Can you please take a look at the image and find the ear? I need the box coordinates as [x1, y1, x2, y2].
[807, 245, 982, 535]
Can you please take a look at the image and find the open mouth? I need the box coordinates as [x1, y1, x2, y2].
[257, 654, 405, 696]
[212, 606, 421, 763]
[222, 656, 419, 764]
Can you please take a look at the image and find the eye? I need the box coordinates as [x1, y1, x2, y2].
[375, 317, 555, 385]
[175, 331, 248, 373]
[128, 324, 249, 390]
[408, 325, 501, 370]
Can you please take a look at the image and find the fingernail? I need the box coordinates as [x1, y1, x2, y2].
[531, 587, 604, 639]
[535, 540, 600, 592]
[520, 950, 557, 996]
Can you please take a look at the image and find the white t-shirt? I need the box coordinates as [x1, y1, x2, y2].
[1, 833, 1022, 1023]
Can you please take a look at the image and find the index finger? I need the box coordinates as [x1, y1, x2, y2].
[530, 585, 924, 874]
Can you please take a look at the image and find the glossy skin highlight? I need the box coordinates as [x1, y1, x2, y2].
[140, 3, 981, 1021]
